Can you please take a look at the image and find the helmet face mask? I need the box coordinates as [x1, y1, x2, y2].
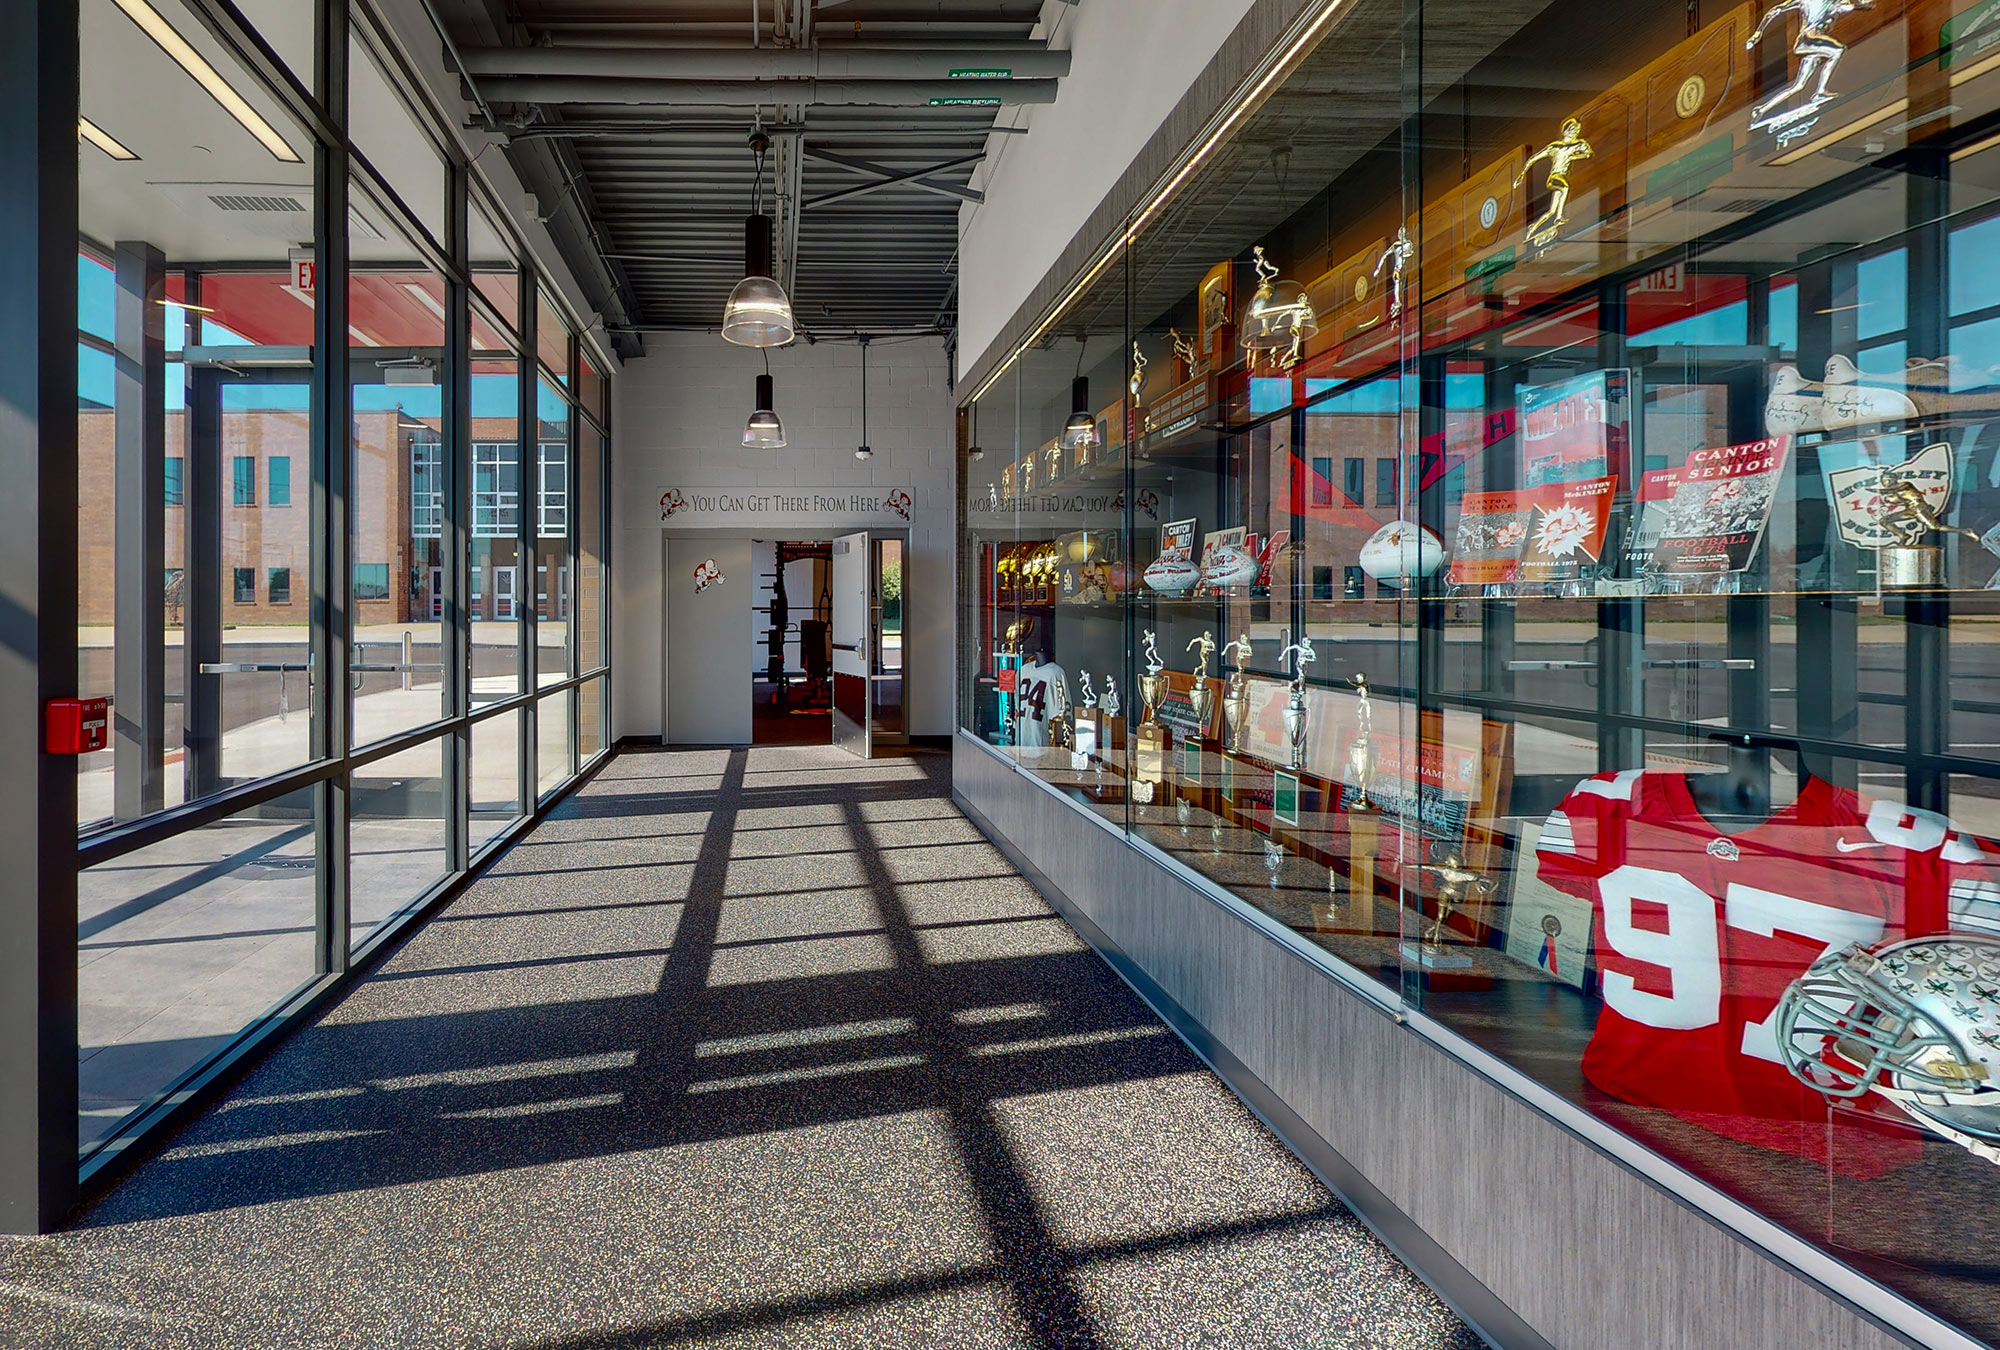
[1776, 936, 2000, 1163]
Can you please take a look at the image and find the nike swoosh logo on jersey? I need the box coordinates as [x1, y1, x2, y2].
[1834, 838, 1888, 852]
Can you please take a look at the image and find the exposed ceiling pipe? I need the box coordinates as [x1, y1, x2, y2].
[458, 46, 1072, 80]
[470, 77, 1059, 106]
[775, 0, 810, 313]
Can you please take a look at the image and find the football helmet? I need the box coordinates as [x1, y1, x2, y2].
[1775, 935, 2000, 1164]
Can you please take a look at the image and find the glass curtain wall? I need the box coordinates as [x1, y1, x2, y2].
[72, 0, 612, 1170]
[960, 0, 2000, 1339]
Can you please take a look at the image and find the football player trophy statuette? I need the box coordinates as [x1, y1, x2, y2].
[1346, 674, 1377, 811]
[1134, 631, 1170, 801]
[1221, 634, 1254, 754]
[1372, 227, 1414, 322]
[1877, 463, 1979, 589]
[1100, 676, 1120, 719]
[1185, 631, 1217, 737]
[1401, 853, 1497, 972]
[1278, 627, 1317, 770]
[1514, 118, 1593, 249]
[1071, 671, 1099, 771]
[1746, 0, 1868, 144]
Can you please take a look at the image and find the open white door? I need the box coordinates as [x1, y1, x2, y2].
[830, 531, 871, 756]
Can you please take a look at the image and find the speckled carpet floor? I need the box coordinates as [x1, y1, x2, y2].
[3, 745, 1481, 1349]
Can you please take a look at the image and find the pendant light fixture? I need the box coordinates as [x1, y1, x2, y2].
[1059, 333, 1100, 452]
[854, 336, 874, 460]
[743, 349, 786, 448]
[722, 129, 796, 348]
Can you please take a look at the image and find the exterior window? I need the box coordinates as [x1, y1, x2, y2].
[232, 567, 255, 603]
[1342, 565, 1364, 598]
[1342, 457, 1363, 504]
[353, 563, 390, 601]
[1376, 457, 1397, 506]
[411, 436, 443, 537]
[267, 567, 291, 604]
[1310, 456, 1333, 507]
[538, 442, 568, 538]
[232, 456, 255, 506]
[268, 456, 290, 506]
[164, 456, 183, 507]
[472, 442, 520, 538]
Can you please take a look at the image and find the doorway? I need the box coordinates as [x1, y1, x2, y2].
[661, 530, 908, 749]
[752, 540, 833, 745]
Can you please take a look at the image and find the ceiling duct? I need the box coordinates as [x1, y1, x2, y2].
[458, 45, 1071, 82]
[470, 76, 1059, 107]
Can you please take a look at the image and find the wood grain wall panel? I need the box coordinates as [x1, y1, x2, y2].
[954, 733, 1926, 1350]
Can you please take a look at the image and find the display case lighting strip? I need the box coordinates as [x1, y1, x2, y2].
[964, 0, 1354, 406]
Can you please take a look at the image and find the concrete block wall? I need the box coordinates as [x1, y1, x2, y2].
[610, 332, 958, 742]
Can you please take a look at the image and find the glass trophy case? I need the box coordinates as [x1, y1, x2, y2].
[960, 0, 2000, 1339]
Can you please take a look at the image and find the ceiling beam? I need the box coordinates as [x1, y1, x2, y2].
[459, 45, 1070, 80]
[469, 77, 1059, 107]
[796, 152, 984, 210]
[803, 146, 983, 205]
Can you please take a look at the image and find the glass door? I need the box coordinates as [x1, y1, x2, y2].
[182, 359, 318, 800]
[872, 536, 907, 747]
[831, 530, 871, 755]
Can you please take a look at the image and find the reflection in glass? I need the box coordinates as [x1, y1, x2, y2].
[350, 202, 449, 748]
[351, 736, 448, 950]
[79, 788, 316, 1149]
[536, 378, 571, 685]
[471, 709, 523, 853]
[537, 690, 573, 799]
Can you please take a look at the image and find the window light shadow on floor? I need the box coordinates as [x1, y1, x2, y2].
[28, 746, 1479, 1350]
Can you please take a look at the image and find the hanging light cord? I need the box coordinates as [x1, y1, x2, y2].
[859, 336, 870, 445]
[752, 132, 767, 216]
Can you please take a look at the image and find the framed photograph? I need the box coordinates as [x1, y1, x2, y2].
[1502, 819, 1593, 990]
[1181, 739, 1203, 784]
[1272, 769, 1300, 826]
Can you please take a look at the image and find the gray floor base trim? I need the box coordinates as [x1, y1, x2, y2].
[955, 789, 1556, 1350]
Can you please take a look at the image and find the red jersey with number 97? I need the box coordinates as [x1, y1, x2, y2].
[1535, 770, 2000, 1167]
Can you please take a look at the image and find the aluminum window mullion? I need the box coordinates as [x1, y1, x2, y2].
[518, 270, 538, 812]
[310, 0, 351, 976]
[178, 0, 339, 149]
[443, 158, 471, 878]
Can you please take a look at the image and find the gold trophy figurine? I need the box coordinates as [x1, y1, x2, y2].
[1277, 627, 1317, 770]
[1129, 342, 1148, 402]
[1514, 118, 1593, 248]
[1169, 327, 1198, 383]
[1877, 463, 1980, 589]
[1003, 617, 1034, 657]
[1373, 226, 1415, 322]
[1134, 631, 1170, 798]
[1746, 0, 1869, 143]
[1221, 634, 1254, 754]
[1405, 853, 1497, 971]
[1185, 631, 1217, 738]
[1346, 674, 1377, 811]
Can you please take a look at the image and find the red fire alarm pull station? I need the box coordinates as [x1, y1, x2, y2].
[46, 697, 109, 755]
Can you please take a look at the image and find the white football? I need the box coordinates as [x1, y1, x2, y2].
[1358, 521, 1445, 585]
[1143, 555, 1202, 594]
[1201, 543, 1259, 589]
